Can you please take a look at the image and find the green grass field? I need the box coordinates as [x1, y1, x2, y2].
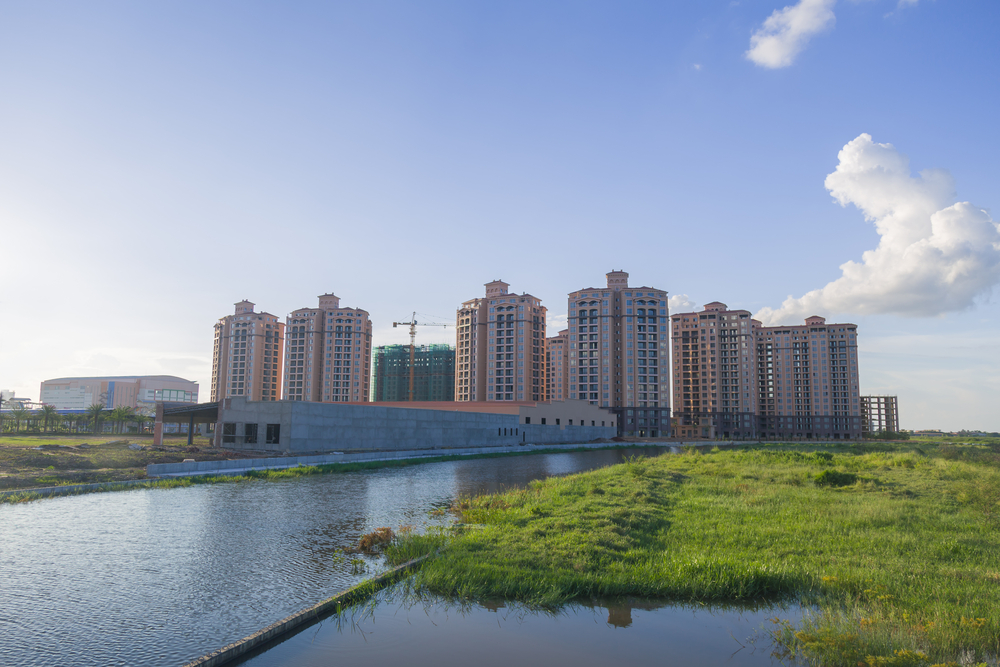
[387, 441, 1000, 666]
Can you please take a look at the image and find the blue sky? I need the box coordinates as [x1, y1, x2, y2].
[1, 0, 997, 430]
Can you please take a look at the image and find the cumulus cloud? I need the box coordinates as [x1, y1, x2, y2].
[669, 294, 697, 313]
[746, 0, 836, 68]
[547, 313, 569, 332]
[756, 134, 1000, 324]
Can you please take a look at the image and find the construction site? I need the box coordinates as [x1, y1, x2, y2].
[372, 344, 456, 402]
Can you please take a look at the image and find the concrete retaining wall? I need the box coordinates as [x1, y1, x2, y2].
[218, 398, 615, 454]
[181, 554, 431, 667]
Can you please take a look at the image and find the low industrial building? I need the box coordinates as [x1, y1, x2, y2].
[210, 397, 616, 453]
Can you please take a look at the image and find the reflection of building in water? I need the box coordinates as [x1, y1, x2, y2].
[600, 600, 667, 628]
[606, 605, 633, 628]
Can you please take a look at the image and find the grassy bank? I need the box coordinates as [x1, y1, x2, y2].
[388, 441, 1000, 666]
[0, 434, 258, 491]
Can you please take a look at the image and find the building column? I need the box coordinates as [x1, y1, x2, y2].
[187, 413, 195, 447]
[153, 402, 163, 447]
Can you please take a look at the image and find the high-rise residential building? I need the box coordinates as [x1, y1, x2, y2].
[211, 300, 285, 402]
[283, 293, 372, 402]
[671, 303, 863, 440]
[757, 316, 862, 439]
[544, 330, 569, 401]
[455, 280, 547, 402]
[373, 344, 456, 402]
[862, 395, 899, 434]
[567, 271, 670, 437]
[671, 302, 757, 439]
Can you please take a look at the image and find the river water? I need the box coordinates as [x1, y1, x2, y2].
[1, 446, 729, 667]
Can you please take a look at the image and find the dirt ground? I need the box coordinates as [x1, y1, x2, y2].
[0, 434, 282, 491]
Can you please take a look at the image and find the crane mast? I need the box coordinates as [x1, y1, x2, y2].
[391, 312, 449, 401]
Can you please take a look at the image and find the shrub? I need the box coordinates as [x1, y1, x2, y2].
[355, 527, 395, 553]
[814, 470, 858, 487]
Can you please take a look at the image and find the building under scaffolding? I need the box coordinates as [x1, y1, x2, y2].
[861, 395, 900, 434]
[372, 344, 455, 402]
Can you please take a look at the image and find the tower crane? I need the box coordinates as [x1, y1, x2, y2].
[392, 312, 449, 401]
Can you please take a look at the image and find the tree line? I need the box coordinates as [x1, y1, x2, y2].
[0, 402, 152, 434]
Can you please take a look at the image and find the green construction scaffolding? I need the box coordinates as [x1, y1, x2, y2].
[372, 344, 456, 402]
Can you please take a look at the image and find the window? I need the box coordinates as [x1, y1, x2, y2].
[265, 424, 281, 445]
[222, 423, 236, 444]
[244, 423, 258, 444]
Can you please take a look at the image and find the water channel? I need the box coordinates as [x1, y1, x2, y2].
[0, 446, 800, 666]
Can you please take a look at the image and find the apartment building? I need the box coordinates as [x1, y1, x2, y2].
[544, 330, 569, 401]
[373, 344, 456, 402]
[671, 303, 863, 440]
[670, 302, 756, 439]
[455, 280, 547, 402]
[283, 293, 372, 403]
[567, 271, 670, 437]
[757, 316, 862, 439]
[211, 300, 284, 402]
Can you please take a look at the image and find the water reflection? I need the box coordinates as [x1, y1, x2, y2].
[238, 588, 802, 667]
[0, 447, 672, 667]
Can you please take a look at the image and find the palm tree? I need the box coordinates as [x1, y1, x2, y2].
[10, 405, 29, 432]
[123, 407, 139, 434]
[109, 406, 136, 434]
[133, 412, 151, 434]
[39, 404, 59, 433]
[85, 403, 106, 434]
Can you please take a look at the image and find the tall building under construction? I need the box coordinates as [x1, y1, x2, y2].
[862, 395, 899, 434]
[373, 344, 456, 402]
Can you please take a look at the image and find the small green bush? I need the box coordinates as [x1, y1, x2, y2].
[814, 469, 858, 487]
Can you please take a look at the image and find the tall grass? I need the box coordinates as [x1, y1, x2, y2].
[395, 442, 1000, 666]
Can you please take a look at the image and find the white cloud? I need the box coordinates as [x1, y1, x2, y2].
[757, 133, 1000, 324]
[669, 294, 697, 313]
[547, 313, 569, 332]
[746, 0, 837, 68]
